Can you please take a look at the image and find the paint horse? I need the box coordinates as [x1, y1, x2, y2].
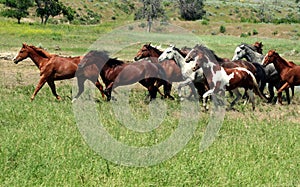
[263, 50, 300, 104]
[187, 45, 267, 111]
[13, 43, 105, 101]
[232, 43, 293, 103]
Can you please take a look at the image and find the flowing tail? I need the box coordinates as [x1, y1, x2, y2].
[235, 67, 268, 102]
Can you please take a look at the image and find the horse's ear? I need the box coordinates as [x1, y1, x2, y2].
[22, 43, 27, 47]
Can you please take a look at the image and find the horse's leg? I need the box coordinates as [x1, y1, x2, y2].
[177, 79, 196, 100]
[267, 83, 274, 103]
[47, 80, 61, 100]
[277, 82, 290, 105]
[163, 82, 174, 100]
[285, 88, 290, 105]
[31, 76, 47, 101]
[95, 79, 105, 98]
[104, 82, 114, 101]
[229, 88, 241, 110]
[291, 85, 295, 98]
[72, 76, 86, 102]
[246, 89, 255, 110]
[153, 80, 166, 98]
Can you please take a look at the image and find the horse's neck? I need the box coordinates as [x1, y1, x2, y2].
[273, 56, 291, 73]
[173, 51, 186, 68]
[29, 50, 49, 68]
[246, 48, 264, 63]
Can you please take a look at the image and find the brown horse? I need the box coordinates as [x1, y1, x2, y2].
[134, 43, 202, 100]
[76, 50, 167, 101]
[13, 43, 106, 101]
[186, 45, 267, 110]
[263, 50, 300, 104]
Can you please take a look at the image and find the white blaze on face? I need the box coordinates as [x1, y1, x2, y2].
[232, 46, 242, 61]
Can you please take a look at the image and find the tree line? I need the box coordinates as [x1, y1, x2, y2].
[0, 0, 206, 25]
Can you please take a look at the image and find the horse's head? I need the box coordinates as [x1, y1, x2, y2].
[253, 41, 263, 54]
[13, 43, 31, 64]
[158, 45, 176, 62]
[134, 43, 162, 61]
[232, 44, 247, 61]
[262, 50, 277, 66]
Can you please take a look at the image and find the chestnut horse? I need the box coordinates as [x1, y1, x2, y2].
[134, 43, 198, 100]
[186, 45, 267, 110]
[263, 50, 300, 104]
[76, 50, 166, 101]
[13, 43, 105, 101]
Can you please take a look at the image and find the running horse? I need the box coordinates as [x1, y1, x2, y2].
[186, 45, 267, 110]
[232, 42, 293, 103]
[13, 43, 105, 101]
[263, 50, 300, 104]
[76, 50, 167, 101]
[134, 43, 198, 100]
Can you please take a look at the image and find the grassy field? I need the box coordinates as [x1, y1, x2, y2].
[1, 2, 300, 185]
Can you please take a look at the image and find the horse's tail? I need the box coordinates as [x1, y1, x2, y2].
[235, 67, 268, 101]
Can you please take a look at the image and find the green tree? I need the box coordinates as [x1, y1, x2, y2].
[1, 0, 34, 24]
[134, 0, 165, 32]
[35, 0, 75, 24]
[178, 0, 206, 21]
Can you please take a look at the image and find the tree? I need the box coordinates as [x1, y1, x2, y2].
[35, 0, 75, 24]
[178, 0, 206, 21]
[134, 0, 165, 32]
[1, 0, 34, 24]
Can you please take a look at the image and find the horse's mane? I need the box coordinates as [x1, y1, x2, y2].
[173, 46, 187, 57]
[274, 52, 295, 68]
[240, 43, 258, 52]
[29, 45, 52, 58]
[194, 44, 222, 62]
[146, 44, 163, 55]
[106, 57, 125, 67]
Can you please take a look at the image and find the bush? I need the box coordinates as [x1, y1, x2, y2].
[201, 20, 209, 25]
[253, 29, 258, 35]
[220, 25, 226, 33]
[240, 33, 248, 38]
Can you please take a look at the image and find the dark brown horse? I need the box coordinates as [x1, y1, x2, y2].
[134, 44, 199, 100]
[76, 50, 166, 101]
[13, 43, 105, 100]
[263, 50, 300, 104]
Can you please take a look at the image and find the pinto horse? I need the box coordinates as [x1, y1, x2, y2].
[13, 43, 105, 101]
[263, 50, 300, 104]
[186, 45, 267, 110]
[76, 50, 166, 101]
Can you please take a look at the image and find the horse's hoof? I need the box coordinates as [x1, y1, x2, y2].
[72, 98, 77, 103]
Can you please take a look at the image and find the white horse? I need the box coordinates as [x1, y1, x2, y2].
[158, 45, 209, 108]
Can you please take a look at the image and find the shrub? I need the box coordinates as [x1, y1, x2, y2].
[240, 33, 248, 38]
[220, 25, 226, 33]
[253, 29, 258, 35]
[201, 20, 209, 25]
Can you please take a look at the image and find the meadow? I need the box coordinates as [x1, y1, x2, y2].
[0, 12, 300, 186]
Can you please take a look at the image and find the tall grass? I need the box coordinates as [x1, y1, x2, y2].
[0, 12, 300, 186]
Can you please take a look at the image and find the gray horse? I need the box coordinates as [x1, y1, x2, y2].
[232, 43, 293, 104]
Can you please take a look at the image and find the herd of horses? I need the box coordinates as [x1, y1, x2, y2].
[12, 42, 300, 111]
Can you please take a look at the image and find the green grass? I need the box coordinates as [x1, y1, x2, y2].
[0, 84, 299, 186]
[1, 4, 300, 185]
